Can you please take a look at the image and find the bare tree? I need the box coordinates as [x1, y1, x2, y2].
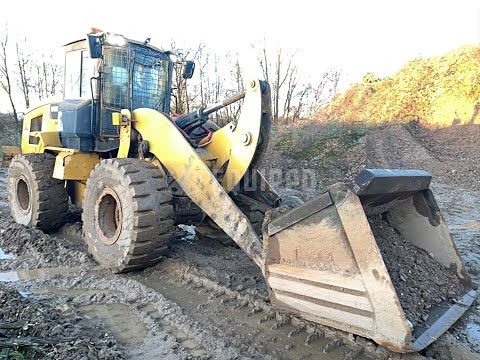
[196, 44, 209, 107]
[0, 28, 19, 123]
[328, 70, 342, 98]
[292, 85, 311, 119]
[309, 72, 330, 115]
[256, 40, 269, 84]
[169, 42, 189, 114]
[51, 62, 62, 96]
[305, 70, 344, 117]
[16, 39, 31, 108]
[272, 49, 293, 121]
[230, 58, 244, 119]
[255, 43, 298, 122]
[170, 42, 205, 114]
[28, 55, 62, 102]
[282, 65, 299, 121]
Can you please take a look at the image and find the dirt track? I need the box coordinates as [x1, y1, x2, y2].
[1, 123, 480, 359]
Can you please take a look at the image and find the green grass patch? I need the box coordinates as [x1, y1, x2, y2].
[273, 122, 376, 178]
[275, 122, 370, 157]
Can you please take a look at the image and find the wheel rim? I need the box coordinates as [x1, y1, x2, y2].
[95, 189, 122, 245]
[16, 177, 31, 213]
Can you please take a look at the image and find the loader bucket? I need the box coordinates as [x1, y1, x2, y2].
[262, 169, 477, 353]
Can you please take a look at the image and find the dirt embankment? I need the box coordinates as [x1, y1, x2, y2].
[261, 121, 480, 199]
[316, 45, 480, 126]
[349, 121, 480, 191]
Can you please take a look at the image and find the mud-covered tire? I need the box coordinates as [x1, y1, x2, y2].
[82, 158, 175, 273]
[280, 195, 304, 209]
[195, 199, 266, 246]
[8, 153, 69, 230]
[195, 195, 303, 247]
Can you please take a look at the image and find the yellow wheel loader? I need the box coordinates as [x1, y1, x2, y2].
[3, 31, 477, 353]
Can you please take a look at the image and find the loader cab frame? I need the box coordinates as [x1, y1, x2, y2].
[62, 33, 176, 151]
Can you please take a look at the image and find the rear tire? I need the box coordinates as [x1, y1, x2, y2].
[82, 158, 175, 273]
[8, 153, 68, 230]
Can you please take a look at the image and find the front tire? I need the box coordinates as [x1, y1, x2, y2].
[8, 153, 69, 230]
[195, 195, 304, 247]
[82, 158, 175, 273]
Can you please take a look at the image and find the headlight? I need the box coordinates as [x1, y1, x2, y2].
[104, 33, 127, 47]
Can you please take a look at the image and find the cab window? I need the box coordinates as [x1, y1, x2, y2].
[64, 49, 98, 99]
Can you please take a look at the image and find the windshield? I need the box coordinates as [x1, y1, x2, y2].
[99, 43, 172, 138]
[130, 43, 171, 112]
[132, 60, 169, 110]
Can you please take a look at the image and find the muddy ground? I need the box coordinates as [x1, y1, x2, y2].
[1, 122, 479, 359]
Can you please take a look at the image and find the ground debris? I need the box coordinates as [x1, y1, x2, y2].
[0, 283, 123, 359]
[369, 215, 467, 326]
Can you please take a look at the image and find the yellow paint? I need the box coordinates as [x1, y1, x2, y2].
[112, 112, 122, 126]
[132, 108, 263, 266]
[117, 109, 132, 158]
[204, 80, 263, 192]
[53, 152, 100, 180]
[21, 104, 61, 154]
[34, 131, 62, 147]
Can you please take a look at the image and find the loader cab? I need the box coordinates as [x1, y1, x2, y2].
[60, 32, 176, 152]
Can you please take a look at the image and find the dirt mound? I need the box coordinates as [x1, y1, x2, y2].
[262, 120, 480, 201]
[317, 45, 480, 126]
[0, 283, 123, 359]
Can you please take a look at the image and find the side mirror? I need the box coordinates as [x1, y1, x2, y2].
[182, 61, 195, 79]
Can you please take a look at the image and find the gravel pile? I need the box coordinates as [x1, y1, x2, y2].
[368, 215, 467, 326]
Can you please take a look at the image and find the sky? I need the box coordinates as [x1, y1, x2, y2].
[0, 0, 479, 111]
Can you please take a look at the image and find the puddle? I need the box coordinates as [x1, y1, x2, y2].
[461, 220, 480, 229]
[80, 303, 149, 346]
[466, 323, 480, 345]
[0, 267, 79, 282]
[0, 247, 13, 260]
[139, 303, 208, 357]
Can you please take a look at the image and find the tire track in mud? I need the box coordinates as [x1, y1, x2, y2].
[0, 264, 375, 360]
[132, 258, 382, 360]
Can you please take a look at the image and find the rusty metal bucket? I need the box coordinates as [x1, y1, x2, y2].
[262, 169, 477, 352]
